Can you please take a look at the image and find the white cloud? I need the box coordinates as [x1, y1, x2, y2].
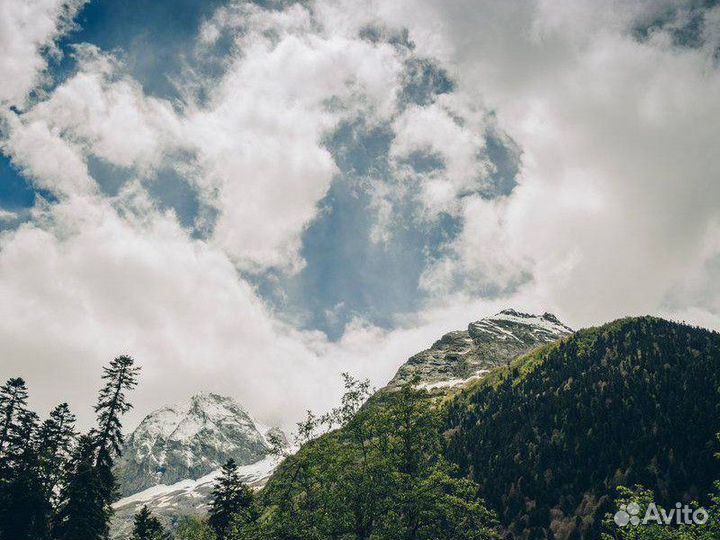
[386, 0, 720, 328]
[0, 0, 409, 428]
[1, 113, 95, 195]
[0, 0, 86, 107]
[390, 95, 491, 213]
[0, 208, 18, 221]
[0, 190, 336, 429]
[29, 47, 181, 171]
[3, 0, 720, 433]
[185, 6, 404, 269]
[3, 3, 407, 270]
[0, 187, 525, 431]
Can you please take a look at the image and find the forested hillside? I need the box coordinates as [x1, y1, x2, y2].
[254, 317, 720, 540]
[446, 317, 720, 539]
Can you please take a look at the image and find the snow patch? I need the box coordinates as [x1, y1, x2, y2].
[113, 455, 281, 510]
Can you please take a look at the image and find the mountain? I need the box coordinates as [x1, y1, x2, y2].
[260, 314, 720, 540]
[116, 392, 284, 497]
[386, 309, 573, 393]
[446, 316, 720, 539]
[112, 392, 288, 538]
[111, 456, 279, 540]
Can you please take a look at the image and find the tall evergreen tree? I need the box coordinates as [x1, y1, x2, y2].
[0, 377, 29, 455]
[0, 409, 51, 540]
[208, 459, 254, 540]
[37, 403, 77, 506]
[94, 355, 140, 468]
[130, 505, 169, 540]
[54, 355, 140, 540]
[53, 435, 111, 540]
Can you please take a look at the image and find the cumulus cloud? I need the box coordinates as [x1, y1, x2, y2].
[185, 6, 405, 269]
[0, 189, 336, 428]
[388, 0, 720, 328]
[0, 0, 86, 107]
[0, 0, 418, 427]
[390, 95, 492, 213]
[2, 0, 720, 431]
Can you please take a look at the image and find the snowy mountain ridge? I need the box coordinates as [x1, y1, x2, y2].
[115, 392, 286, 496]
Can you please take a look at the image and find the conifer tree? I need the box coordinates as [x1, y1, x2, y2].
[94, 355, 140, 468]
[54, 356, 140, 540]
[0, 377, 29, 455]
[37, 403, 77, 505]
[53, 434, 111, 540]
[0, 409, 51, 540]
[208, 459, 254, 540]
[130, 505, 169, 540]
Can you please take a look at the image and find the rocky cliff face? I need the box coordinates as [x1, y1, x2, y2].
[386, 309, 573, 392]
[115, 392, 284, 496]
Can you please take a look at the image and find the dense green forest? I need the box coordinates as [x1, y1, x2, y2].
[446, 317, 720, 539]
[176, 377, 499, 540]
[4, 316, 720, 540]
[247, 317, 720, 540]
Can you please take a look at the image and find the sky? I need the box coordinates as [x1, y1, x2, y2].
[1, 0, 719, 431]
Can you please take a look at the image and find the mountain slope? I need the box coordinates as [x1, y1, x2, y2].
[111, 456, 279, 539]
[116, 392, 284, 496]
[260, 314, 720, 540]
[445, 316, 720, 539]
[386, 309, 572, 392]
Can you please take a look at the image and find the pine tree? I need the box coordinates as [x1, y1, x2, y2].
[0, 409, 51, 540]
[94, 355, 139, 468]
[37, 403, 77, 506]
[54, 356, 140, 540]
[130, 505, 169, 540]
[53, 435, 111, 540]
[0, 377, 29, 455]
[208, 459, 254, 540]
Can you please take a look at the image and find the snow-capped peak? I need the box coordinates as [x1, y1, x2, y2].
[387, 309, 573, 392]
[115, 392, 286, 497]
[470, 309, 573, 342]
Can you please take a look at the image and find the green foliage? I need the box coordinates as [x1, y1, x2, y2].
[445, 317, 720, 539]
[0, 407, 51, 540]
[0, 378, 53, 540]
[95, 355, 140, 468]
[0, 354, 139, 540]
[0, 377, 30, 454]
[53, 434, 114, 539]
[601, 484, 720, 540]
[209, 459, 256, 540]
[175, 515, 215, 540]
[130, 505, 169, 540]
[37, 403, 77, 508]
[257, 375, 499, 540]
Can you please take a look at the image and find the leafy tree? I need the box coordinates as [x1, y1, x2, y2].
[209, 459, 255, 540]
[374, 384, 497, 540]
[258, 375, 498, 540]
[130, 505, 169, 540]
[175, 515, 214, 540]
